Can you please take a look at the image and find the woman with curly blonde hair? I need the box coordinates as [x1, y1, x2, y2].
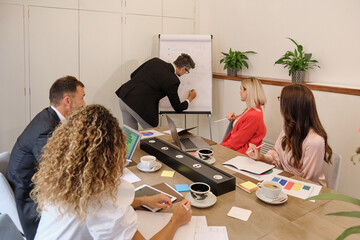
[31, 104, 191, 239]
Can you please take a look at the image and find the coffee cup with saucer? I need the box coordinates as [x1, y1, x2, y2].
[137, 155, 162, 172]
[256, 181, 288, 205]
[195, 149, 216, 165]
[185, 182, 217, 208]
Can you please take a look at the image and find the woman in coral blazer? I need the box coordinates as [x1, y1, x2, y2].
[221, 78, 267, 155]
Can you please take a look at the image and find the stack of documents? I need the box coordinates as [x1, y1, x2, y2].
[136, 211, 229, 240]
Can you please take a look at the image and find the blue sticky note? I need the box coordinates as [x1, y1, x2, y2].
[175, 184, 190, 192]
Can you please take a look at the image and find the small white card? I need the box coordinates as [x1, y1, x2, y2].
[227, 206, 252, 221]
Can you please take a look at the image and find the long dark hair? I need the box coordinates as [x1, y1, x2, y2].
[280, 84, 332, 168]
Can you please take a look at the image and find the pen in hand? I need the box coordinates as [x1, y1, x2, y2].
[246, 143, 264, 155]
[182, 200, 189, 211]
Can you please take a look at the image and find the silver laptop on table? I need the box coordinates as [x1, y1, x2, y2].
[166, 115, 211, 152]
[122, 125, 141, 165]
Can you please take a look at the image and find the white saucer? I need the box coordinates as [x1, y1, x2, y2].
[195, 153, 216, 165]
[137, 161, 162, 173]
[185, 192, 217, 208]
[256, 189, 288, 205]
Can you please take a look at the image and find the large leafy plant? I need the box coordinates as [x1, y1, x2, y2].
[275, 37, 320, 75]
[220, 48, 256, 71]
[306, 193, 360, 239]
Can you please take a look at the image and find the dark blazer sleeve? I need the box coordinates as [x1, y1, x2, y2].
[164, 79, 189, 112]
[32, 132, 51, 162]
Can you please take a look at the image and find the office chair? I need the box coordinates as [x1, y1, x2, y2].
[0, 173, 24, 237]
[0, 151, 10, 175]
[322, 152, 342, 191]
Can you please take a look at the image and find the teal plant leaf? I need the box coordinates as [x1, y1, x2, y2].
[305, 193, 360, 239]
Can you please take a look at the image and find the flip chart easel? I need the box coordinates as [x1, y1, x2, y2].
[158, 34, 213, 139]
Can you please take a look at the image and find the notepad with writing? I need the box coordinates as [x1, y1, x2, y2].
[222, 156, 275, 175]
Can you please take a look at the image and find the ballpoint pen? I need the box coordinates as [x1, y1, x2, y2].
[182, 200, 189, 211]
[246, 143, 264, 155]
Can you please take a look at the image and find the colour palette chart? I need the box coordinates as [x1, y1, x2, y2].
[263, 175, 322, 200]
[140, 129, 164, 139]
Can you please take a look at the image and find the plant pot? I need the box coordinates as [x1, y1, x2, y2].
[291, 71, 305, 83]
[227, 68, 238, 77]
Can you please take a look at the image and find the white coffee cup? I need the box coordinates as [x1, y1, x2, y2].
[257, 181, 282, 199]
[190, 182, 211, 202]
[196, 148, 213, 160]
[140, 155, 156, 170]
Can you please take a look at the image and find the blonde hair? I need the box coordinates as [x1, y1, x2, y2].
[31, 104, 126, 221]
[242, 77, 267, 109]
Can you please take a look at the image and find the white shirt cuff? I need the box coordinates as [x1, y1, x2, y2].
[186, 99, 190, 105]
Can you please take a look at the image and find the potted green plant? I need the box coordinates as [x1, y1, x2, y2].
[275, 37, 320, 82]
[220, 48, 256, 76]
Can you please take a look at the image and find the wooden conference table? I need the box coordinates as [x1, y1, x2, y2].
[128, 127, 360, 240]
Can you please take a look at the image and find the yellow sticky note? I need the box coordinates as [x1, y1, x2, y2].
[240, 181, 258, 190]
[161, 170, 175, 178]
[292, 183, 302, 191]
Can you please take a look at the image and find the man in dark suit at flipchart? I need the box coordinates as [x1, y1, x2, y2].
[115, 53, 197, 130]
[6, 76, 85, 240]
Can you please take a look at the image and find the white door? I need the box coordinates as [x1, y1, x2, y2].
[0, 4, 26, 152]
[123, 0, 162, 16]
[163, 0, 195, 19]
[79, 10, 122, 120]
[122, 14, 162, 82]
[29, 6, 78, 118]
[163, 18, 195, 34]
[79, 0, 121, 12]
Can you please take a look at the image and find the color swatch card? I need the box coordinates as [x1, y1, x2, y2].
[263, 175, 322, 200]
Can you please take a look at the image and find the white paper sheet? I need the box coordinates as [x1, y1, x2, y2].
[121, 168, 141, 183]
[163, 128, 184, 135]
[194, 226, 229, 240]
[136, 211, 207, 240]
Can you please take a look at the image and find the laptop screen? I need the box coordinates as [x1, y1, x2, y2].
[166, 115, 182, 149]
[122, 125, 141, 160]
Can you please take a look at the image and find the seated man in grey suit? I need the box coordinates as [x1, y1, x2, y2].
[6, 76, 85, 240]
[115, 53, 197, 130]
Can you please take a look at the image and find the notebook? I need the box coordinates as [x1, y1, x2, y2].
[122, 125, 141, 163]
[166, 115, 211, 152]
[222, 156, 275, 175]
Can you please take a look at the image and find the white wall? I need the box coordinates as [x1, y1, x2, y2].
[1, 0, 359, 198]
[197, 0, 360, 198]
